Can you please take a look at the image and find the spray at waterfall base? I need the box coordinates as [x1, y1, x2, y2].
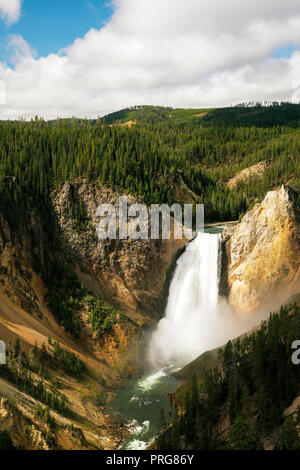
[148, 230, 274, 370]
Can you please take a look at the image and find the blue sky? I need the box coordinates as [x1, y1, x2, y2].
[274, 44, 297, 59]
[1, 0, 300, 119]
[0, 0, 114, 58]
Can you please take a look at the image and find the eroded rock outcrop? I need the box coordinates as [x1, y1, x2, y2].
[226, 161, 267, 190]
[222, 185, 300, 313]
[52, 179, 187, 322]
[0, 397, 50, 450]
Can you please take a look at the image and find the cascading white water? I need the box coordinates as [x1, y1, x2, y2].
[149, 232, 224, 368]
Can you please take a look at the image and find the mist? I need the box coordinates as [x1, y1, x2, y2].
[147, 232, 290, 371]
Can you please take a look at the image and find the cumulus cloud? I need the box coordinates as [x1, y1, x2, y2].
[6, 34, 37, 65]
[0, 0, 22, 24]
[1, 0, 300, 119]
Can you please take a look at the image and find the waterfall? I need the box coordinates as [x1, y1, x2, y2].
[113, 232, 247, 451]
[149, 232, 223, 368]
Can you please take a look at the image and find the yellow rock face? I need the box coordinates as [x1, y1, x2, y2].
[223, 186, 300, 314]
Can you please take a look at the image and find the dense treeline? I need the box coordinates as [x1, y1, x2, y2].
[157, 304, 300, 450]
[19, 336, 84, 379]
[0, 103, 300, 226]
[202, 102, 300, 127]
[52, 341, 85, 378]
[84, 295, 119, 338]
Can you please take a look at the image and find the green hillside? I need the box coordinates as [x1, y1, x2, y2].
[1, 103, 300, 228]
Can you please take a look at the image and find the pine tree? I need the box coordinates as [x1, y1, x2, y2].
[275, 417, 300, 450]
[228, 416, 263, 450]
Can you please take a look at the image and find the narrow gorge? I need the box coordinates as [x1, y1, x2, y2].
[0, 183, 299, 450]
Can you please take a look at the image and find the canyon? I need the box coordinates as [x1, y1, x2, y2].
[0, 181, 299, 449]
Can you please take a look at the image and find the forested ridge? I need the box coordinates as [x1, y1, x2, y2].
[156, 304, 300, 450]
[0, 102, 300, 227]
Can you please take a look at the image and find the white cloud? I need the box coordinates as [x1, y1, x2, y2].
[0, 0, 22, 24]
[1, 0, 300, 119]
[6, 34, 37, 65]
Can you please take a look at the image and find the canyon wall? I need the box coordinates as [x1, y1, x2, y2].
[52, 179, 187, 323]
[222, 185, 300, 314]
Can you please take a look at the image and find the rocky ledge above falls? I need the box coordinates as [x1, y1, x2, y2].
[221, 185, 300, 314]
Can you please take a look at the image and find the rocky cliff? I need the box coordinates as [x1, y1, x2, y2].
[0, 397, 50, 450]
[52, 179, 187, 323]
[222, 185, 300, 313]
[0, 179, 189, 449]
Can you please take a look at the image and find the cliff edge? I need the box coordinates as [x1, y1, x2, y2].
[222, 185, 300, 313]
